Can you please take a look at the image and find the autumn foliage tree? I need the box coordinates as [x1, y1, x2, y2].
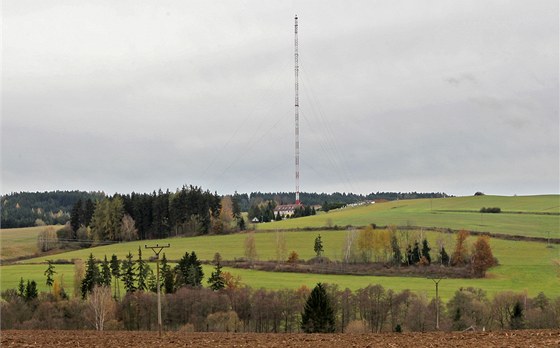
[451, 230, 470, 266]
[471, 235, 496, 277]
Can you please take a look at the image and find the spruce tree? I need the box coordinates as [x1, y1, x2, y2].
[136, 246, 149, 291]
[18, 277, 25, 297]
[301, 283, 336, 333]
[440, 246, 450, 266]
[208, 261, 225, 291]
[121, 252, 137, 293]
[188, 251, 204, 286]
[412, 241, 421, 264]
[81, 253, 100, 298]
[160, 253, 175, 293]
[176, 251, 191, 287]
[421, 239, 431, 264]
[25, 280, 38, 302]
[100, 255, 112, 287]
[110, 254, 121, 298]
[510, 301, 525, 329]
[44, 260, 56, 291]
[314, 234, 324, 257]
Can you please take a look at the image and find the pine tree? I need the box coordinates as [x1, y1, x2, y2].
[314, 234, 324, 257]
[188, 252, 204, 286]
[176, 251, 191, 287]
[160, 253, 175, 293]
[510, 301, 524, 329]
[208, 261, 225, 291]
[421, 239, 431, 264]
[136, 246, 150, 291]
[412, 241, 421, 264]
[147, 271, 157, 292]
[70, 199, 84, 233]
[44, 260, 56, 291]
[18, 277, 25, 297]
[301, 283, 335, 333]
[81, 253, 100, 298]
[100, 255, 112, 287]
[24, 280, 38, 302]
[440, 246, 450, 266]
[237, 216, 246, 231]
[110, 254, 121, 298]
[121, 252, 137, 293]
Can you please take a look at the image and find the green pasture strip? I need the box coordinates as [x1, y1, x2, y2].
[0, 226, 48, 261]
[19, 230, 558, 267]
[257, 196, 560, 238]
[1, 262, 557, 303]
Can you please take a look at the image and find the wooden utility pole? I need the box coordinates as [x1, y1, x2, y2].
[145, 243, 170, 337]
[429, 277, 443, 330]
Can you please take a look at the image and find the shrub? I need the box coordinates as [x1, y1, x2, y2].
[345, 320, 368, 333]
[480, 207, 501, 213]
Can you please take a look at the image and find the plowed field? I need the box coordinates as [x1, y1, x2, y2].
[2, 330, 560, 347]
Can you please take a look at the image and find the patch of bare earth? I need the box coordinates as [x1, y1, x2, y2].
[2, 330, 559, 347]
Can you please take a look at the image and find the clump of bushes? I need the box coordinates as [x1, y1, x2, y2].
[480, 207, 501, 213]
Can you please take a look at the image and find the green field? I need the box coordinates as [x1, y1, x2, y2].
[0, 226, 48, 261]
[2, 230, 558, 301]
[257, 195, 560, 238]
[1, 195, 558, 301]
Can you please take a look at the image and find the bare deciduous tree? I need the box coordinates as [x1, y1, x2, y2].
[244, 232, 257, 262]
[87, 286, 115, 331]
[37, 227, 58, 252]
[120, 214, 138, 241]
[275, 230, 287, 262]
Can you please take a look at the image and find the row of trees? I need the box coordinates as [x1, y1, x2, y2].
[242, 191, 450, 211]
[2, 280, 558, 332]
[1, 190, 451, 228]
[76, 250, 220, 300]
[333, 227, 495, 277]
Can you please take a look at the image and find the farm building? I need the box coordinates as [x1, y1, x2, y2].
[273, 204, 302, 217]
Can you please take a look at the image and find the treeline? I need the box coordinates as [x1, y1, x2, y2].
[2, 278, 558, 332]
[0, 191, 105, 228]
[2, 190, 450, 228]
[240, 191, 450, 211]
[59, 186, 243, 245]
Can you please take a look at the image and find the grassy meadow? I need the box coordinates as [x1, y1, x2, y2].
[0, 226, 48, 261]
[1, 195, 558, 301]
[257, 195, 560, 239]
[2, 230, 558, 301]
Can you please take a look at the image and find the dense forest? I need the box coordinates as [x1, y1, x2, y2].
[1, 191, 106, 228]
[1, 189, 449, 229]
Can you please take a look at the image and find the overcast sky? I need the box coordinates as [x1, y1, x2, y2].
[2, 0, 558, 197]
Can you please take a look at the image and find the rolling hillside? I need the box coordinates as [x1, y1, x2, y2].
[258, 195, 560, 239]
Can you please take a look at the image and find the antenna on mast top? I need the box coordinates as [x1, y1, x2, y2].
[294, 15, 300, 205]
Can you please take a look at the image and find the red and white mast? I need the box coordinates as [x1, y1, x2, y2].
[294, 15, 300, 205]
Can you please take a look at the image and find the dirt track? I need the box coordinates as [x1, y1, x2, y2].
[2, 330, 560, 347]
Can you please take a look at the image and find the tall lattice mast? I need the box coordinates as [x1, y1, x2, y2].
[294, 15, 300, 205]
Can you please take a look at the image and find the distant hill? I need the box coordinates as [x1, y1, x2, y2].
[0, 189, 450, 228]
[1, 191, 106, 228]
[237, 191, 451, 211]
